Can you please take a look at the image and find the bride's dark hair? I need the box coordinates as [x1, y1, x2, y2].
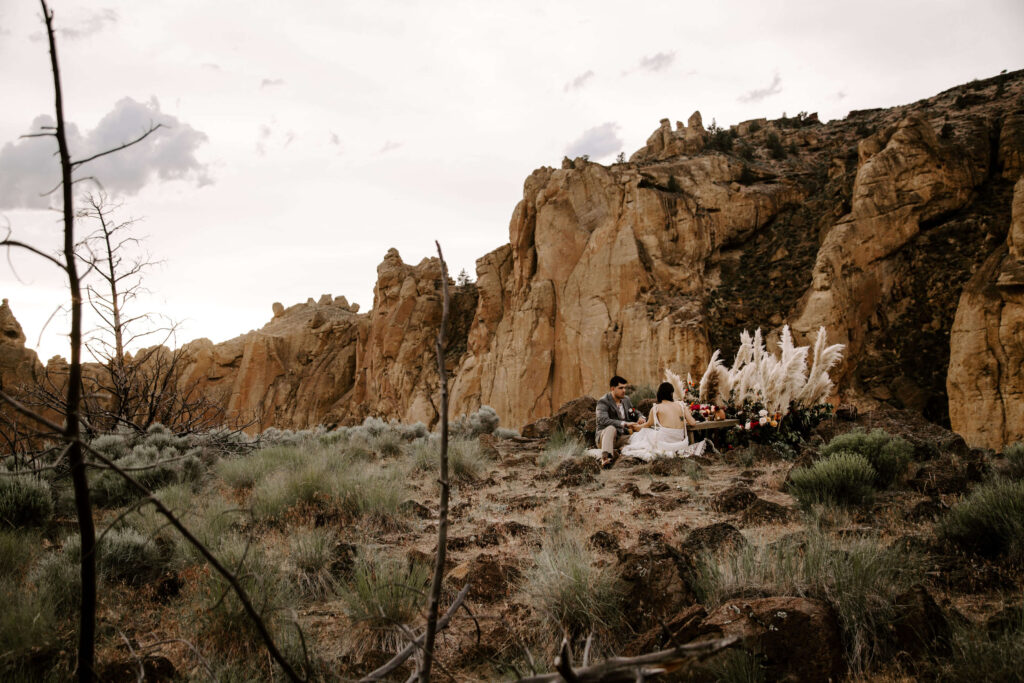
[656, 382, 674, 402]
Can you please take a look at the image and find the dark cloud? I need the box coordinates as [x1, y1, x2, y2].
[564, 122, 622, 160]
[30, 8, 117, 41]
[0, 97, 211, 209]
[738, 72, 783, 103]
[638, 51, 675, 72]
[261, 78, 285, 88]
[563, 70, 595, 92]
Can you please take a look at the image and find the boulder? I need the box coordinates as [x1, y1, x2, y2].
[616, 537, 698, 630]
[711, 484, 757, 513]
[446, 553, 520, 602]
[680, 523, 748, 556]
[890, 585, 951, 657]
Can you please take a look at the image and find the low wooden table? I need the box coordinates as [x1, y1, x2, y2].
[689, 419, 740, 432]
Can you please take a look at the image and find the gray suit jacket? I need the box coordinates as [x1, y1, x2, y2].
[595, 392, 637, 440]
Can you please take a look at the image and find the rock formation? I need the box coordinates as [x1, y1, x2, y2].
[2, 70, 1022, 448]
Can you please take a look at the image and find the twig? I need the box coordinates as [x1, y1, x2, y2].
[515, 636, 739, 683]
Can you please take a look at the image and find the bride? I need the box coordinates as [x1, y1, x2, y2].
[620, 381, 708, 461]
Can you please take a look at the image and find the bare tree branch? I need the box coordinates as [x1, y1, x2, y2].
[420, 240, 452, 682]
[70, 123, 164, 169]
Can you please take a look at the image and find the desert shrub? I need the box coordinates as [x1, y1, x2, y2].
[938, 478, 1024, 561]
[940, 610, 1024, 681]
[819, 429, 912, 487]
[190, 533, 303, 669]
[289, 526, 341, 601]
[494, 427, 519, 439]
[410, 437, 490, 482]
[519, 517, 625, 646]
[788, 452, 877, 508]
[0, 530, 41, 579]
[339, 549, 430, 651]
[216, 445, 304, 489]
[0, 474, 53, 527]
[765, 132, 786, 159]
[539, 429, 587, 468]
[90, 432, 130, 459]
[89, 445, 182, 508]
[333, 465, 407, 526]
[1004, 441, 1024, 480]
[692, 529, 922, 675]
[627, 384, 656, 404]
[371, 430, 403, 457]
[450, 405, 501, 438]
[28, 538, 82, 613]
[0, 576, 61, 671]
[97, 527, 167, 584]
[143, 422, 181, 450]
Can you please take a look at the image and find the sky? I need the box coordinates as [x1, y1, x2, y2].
[1, 0, 1022, 362]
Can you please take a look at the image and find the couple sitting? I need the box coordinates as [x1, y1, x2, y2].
[595, 375, 707, 467]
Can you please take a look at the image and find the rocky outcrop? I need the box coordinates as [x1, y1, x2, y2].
[947, 175, 1024, 450]
[0, 299, 42, 393]
[4, 71, 1023, 448]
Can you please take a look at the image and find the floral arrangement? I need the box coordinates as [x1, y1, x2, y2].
[668, 326, 844, 447]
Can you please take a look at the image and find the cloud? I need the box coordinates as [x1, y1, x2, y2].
[564, 122, 622, 160]
[738, 72, 783, 103]
[260, 78, 285, 88]
[563, 70, 595, 92]
[379, 140, 402, 154]
[202, 63, 221, 71]
[30, 8, 117, 41]
[639, 52, 675, 72]
[835, 90, 847, 100]
[0, 97, 211, 209]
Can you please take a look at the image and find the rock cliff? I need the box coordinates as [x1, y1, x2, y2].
[2, 70, 1022, 449]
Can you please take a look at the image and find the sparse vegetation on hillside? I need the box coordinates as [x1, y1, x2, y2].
[788, 452, 877, 507]
[938, 477, 1024, 561]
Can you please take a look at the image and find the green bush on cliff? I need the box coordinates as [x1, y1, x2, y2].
[1005, 441, 1024, 480]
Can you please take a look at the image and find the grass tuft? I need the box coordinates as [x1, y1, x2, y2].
[289, 526, 342, 601]
[1004, 441, 1024, 480]
[519, 516, 625, 646]
[538, 429, 587, 468]
[339, 549, 430, 652]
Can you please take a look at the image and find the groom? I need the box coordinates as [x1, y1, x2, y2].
[596, 375, 645, 465]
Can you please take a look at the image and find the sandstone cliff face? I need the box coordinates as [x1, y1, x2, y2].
[3, 71, 1022, 449]
[948, 175, 1024, 450]
[0, 299, 42, 394]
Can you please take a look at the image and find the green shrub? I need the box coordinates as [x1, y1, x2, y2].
[766, 132, 786, 159]
[216, 445, 303, 489]
[0, 474, 53, 527]
[339, 549, 430, 651]
[938, 478, 1024, 560]
[1005, 442, 1024, 480]
[371, 430, 403, 457]
[788, 452, 877, 508]
[692, 530, 922, 676]
[90, 432, 130, 459]
[819, 429, 912, 487]
[519, 518, 625, 645]
[143, 423, 181, 450]
[539, 429, 586, 467]
[289, 527, 341, 601]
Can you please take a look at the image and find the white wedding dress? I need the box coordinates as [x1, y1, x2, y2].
[619, 402, 707, 462]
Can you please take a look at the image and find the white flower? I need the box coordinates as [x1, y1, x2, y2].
[759, 416, 768, 426]
[759, 409, 769, 417]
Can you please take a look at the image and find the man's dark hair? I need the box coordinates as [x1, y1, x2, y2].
[657, 382, 675, 402]
[609, 375, 628, 388]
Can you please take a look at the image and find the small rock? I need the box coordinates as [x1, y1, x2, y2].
[741, 498, 795, 526]
[400, 500, 433, 519]
[554, 457, 601, 487]
[589, 530, 620, 553]
[680, 522, 748, 556]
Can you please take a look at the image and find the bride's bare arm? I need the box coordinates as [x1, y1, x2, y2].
[682, 403, 698, 426]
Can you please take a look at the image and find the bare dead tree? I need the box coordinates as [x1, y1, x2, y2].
[420, 241, 452, 682]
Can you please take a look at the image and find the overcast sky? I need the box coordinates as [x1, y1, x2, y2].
[2, 0, 1022, 361]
